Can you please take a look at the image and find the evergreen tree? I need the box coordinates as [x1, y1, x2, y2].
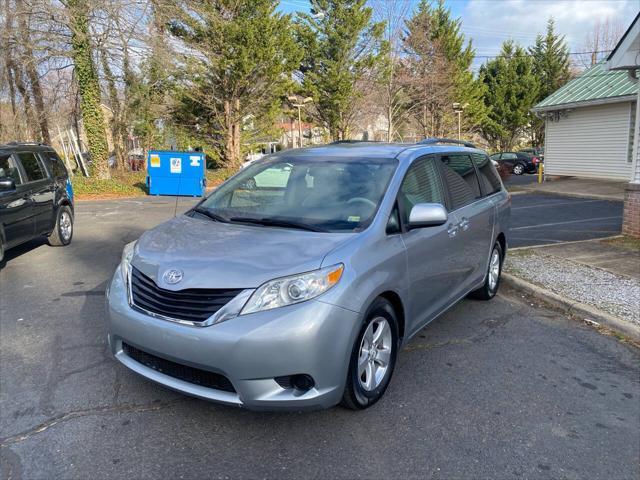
[404, 0, 486, 137]
[168, 0, 300, 170]
[529, 18, 571, 145]
[296, 0, 386, 141]
[479, 41, 539, 151]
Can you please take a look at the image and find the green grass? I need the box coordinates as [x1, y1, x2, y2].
[601, 236, 640, 252]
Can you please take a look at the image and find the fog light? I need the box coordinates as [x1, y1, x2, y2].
[291, 374, 315, 391]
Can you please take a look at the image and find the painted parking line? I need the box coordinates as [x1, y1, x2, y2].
[511, 199, 606, 210]
[511, 216, 621, 231]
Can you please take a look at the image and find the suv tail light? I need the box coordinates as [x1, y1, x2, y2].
[532, 156, 539, 164]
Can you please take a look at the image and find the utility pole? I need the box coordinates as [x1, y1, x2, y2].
[288, 96, 313, 148]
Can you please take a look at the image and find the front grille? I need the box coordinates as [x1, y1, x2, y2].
[130, 267, 243, 323]
[122, 343, 236, 393]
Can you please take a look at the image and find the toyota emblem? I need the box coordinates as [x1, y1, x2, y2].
[163, 268, 184, 285]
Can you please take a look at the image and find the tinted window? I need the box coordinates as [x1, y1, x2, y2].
[472, 153, 502, 196]
[439, 154, 481, 210]
[490, 153, 500, 160]
[0, 154, 22, 185]
[43, 152, 68, 178]
[17, 152, 47, 182]
[501, 153, 517, 160]
[398, 157, 446, 224]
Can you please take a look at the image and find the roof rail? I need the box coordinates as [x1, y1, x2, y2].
[329, 140, 384, 144]
[4, 141, 46, 146]
[418, 138, 476, 148]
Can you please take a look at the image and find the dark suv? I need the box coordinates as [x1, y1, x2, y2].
[0, 142, 74, 263]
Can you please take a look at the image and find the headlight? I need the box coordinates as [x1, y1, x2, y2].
[120, 241, 136, 284]
[240, 263, 344, 315]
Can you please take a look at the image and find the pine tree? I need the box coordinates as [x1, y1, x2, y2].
[404, 0, 486, 137]
[296, 0, 386, 141]
[479, 41, 539, 151]
[168, 0, 300, 170]
[529, 18, 571, 145]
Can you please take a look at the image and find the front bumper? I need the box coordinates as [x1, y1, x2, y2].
[106, 267, 360, 411]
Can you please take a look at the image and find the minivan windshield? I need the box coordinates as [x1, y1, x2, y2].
[198, 157, 398, 232]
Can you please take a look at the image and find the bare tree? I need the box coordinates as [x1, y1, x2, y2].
[579, 18, 625, 68]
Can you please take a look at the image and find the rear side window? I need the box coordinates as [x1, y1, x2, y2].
[0, 154, 23, 185]
[42, 152, 68, 179]
[398, 157, 446, 224]
[439, 154, 481, 210]
[472, 153, 502, 196]
[502, 153, 517, 160]
[17, 152, 47, 182]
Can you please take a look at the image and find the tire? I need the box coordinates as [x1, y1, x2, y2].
[341, 298, 399, 410]
[0, 234, 4, 266]
[48, 205, 73, 246]
[469, 242, 503, 300]
[513, 163, 525, 175]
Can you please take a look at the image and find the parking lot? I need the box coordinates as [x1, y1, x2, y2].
[1, 196, 638, 479]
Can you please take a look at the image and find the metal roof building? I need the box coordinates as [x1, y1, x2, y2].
[532, 60, 639, 181]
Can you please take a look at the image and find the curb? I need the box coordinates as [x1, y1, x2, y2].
[502, 272, 640, 341]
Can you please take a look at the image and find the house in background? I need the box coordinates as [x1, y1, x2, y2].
[532, 62, 637, 181]
[606, 12, 640, 238]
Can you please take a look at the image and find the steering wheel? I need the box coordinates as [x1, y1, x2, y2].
[347, 197, 376, 209]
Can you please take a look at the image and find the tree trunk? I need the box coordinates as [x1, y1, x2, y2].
[100, 45, 124, 170]
[224, 99, 242, 170]
[15, 0, 50, 144]
[11, 65, 37, 139]
[67, 0, 110, 179]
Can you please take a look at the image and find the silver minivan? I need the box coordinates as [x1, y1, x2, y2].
[106, 141, 510, 410]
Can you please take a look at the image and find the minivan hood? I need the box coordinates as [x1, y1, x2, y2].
[132, 214, 354, 290]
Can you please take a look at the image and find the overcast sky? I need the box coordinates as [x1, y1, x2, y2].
[279, 0, 638, 69]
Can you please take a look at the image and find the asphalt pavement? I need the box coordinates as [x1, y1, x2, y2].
[1, 197, 638, 479]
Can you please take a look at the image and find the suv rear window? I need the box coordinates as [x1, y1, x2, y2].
[439, 154, 481, 210]
[472, 153, 502, 196]
[0, 154, 22, 184]
[17, 152, 47, 182]
[42, 151, 69, 179]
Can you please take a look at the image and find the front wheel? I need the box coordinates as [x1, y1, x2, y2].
[341, 298, 399, 410]
[48, 205, 74, 246]
[513, 163, 525, 175]
[469, 242, 503, 300]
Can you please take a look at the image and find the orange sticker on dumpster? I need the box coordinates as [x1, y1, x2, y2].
[150, 154, 160, 168]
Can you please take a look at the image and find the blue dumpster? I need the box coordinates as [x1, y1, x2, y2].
[146, 150, 206, 197]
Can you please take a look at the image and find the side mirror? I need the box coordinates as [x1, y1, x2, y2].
[408, 203, 448, 229]
[0, 177, 16, 192]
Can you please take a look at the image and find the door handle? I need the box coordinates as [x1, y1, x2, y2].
[447, 223, 458, 237]
[458, 217, 470, 231]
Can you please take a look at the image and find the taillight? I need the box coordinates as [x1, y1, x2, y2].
[532, 156, 539, 164]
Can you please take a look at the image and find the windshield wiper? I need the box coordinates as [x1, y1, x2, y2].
[229, 216, 327, 232]
[192, 207, 228, 223]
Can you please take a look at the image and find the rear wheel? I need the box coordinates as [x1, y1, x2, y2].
[48, 205, 73, 246]
[341, 298, 399, 410]
[513, 163, 525, 175]
[470, 242, 503, 300]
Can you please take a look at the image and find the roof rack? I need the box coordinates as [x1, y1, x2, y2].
[418, 138, 476, 148]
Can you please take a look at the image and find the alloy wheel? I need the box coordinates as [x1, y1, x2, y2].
[357, 317, 393, 392]
[60, 211, 72, 241]
[488, 248, 500, 291]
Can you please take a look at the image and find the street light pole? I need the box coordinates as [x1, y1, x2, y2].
[452, 102, 468, 140]
[288, 96, 313, 148]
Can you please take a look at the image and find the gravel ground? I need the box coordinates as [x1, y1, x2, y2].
[505, 252, 640, 325]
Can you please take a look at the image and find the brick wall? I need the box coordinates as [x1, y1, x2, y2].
[622, 183, 640, 238]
